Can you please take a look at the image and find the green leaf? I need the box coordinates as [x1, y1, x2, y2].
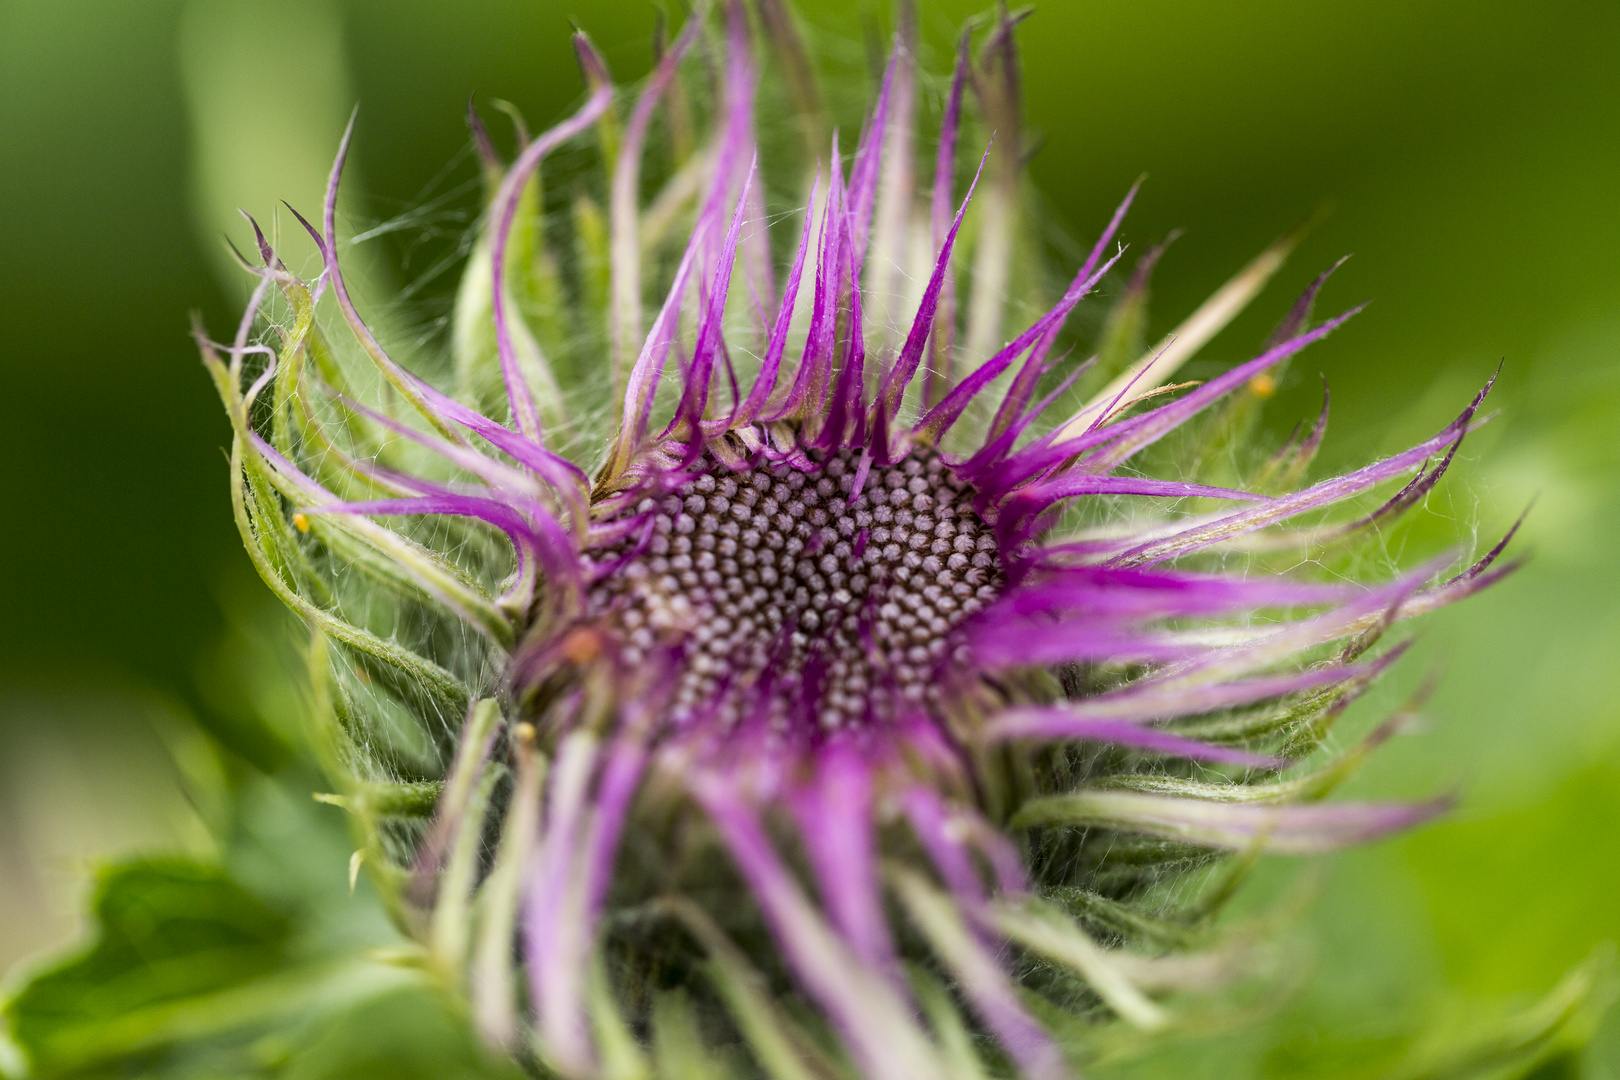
[1383, 950, 1618, 1080]
[3, 859, 291, 1076]
[275, 984, 526, 1080]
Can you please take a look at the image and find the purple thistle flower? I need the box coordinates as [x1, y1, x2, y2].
[198, 5, 1516, 1077]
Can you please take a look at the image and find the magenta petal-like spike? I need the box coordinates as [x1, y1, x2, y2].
[875, 145, 988, 420]
[731, 172, 820, 428]
[610, 12, 704, 386]
[1079, 303, 1369, 474]
[914, 245, 1124, 445]
[490, 35, 615, 441]
[921, 30, 974, 407]
[696, 782, 944, 1080]
[983, 663, 1379, 741]
[669, 160, 757, 438]
[1111, 373, 1495, 567]
[788, 744, 897, 979]
[988, 182, 1144, 441]
[764, 139, 846, 423]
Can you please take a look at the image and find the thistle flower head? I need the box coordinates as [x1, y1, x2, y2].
[196, 4, 1516, 1077]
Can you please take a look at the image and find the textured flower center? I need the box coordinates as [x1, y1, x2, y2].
[586, 447, 1006, 731]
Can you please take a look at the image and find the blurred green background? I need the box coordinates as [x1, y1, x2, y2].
[1, 0, 1617, 1073]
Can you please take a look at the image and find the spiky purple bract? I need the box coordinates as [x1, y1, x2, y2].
[199, 4, 1515, 1077]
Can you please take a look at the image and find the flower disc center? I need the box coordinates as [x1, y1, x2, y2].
[586, 447, 1005, 732]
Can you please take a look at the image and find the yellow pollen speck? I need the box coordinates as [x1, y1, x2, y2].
[292, 512, 310, 533]
[1249, 373, 1277, 398]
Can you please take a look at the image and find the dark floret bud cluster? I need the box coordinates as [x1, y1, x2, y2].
[587, 446, 1005, 732]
